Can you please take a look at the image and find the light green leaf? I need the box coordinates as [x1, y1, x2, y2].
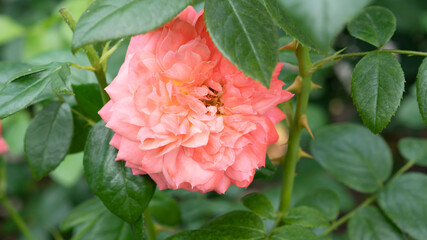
[84, 121, 156, 223]
[348, 7, 396, 47]
[0, 62, 72, 119]
[265, 0, 371, 54]
[351, 52, 405, 133]
[0, 15, 25, 44]
[398, 138, 427, 166]
[270, 225, 320, 240]
[72, 0, 192, 51]
[348, 206, 403, 240]
[241, 192, 275, 219]
[296, 189, 340, 221]
[417, 57, 427, 125]
[149, 191, 181, 227]
[205, 0, 279, 86]
[24, 102, 73, 180]
[378, 173, 427, 240]
[311, 123, 393, 193]
[283, 206, 329, 228]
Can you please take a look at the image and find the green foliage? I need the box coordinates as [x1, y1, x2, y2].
[296, 189, 340, 221]
[417, 58, 427, 125]
[347, 6, 396, 47]
[269, 225, 320, 240]
[378, 173, 427, 240]
[72, 0, 192, 51]
[398, 138, 427, 166]
[348, 206, 402, 240]
[50, 152, 84, 187]
[83, 121, 156, 223]
[24, 101, 73, 180]
[241, 192, 276, 219]
[0, 15, 25, 45]
[283, 206, 329, 228]
[311, 123, 392, 193]
[351, 52, 405, 133]
[149, 191, 181, 227]
[265, 0, 371, 54]
[0, 62, 73, 119]
[204, 0, 278, 86]
[73, 83, 103, 121]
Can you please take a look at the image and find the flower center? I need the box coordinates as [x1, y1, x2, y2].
[201, 87, 224, 115]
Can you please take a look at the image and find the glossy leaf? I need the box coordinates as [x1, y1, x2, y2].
[269, 225, 320, 240]
[265, 0, 371, 54]
[348, 206, 402, 240]
[73, 83, 103, 122]
[417, 58, 427, 125]
[311, 123, 393, 193]
[72, 0, 192, 51]
[0, 62, 72, 119]
[84, 121, 156, 223]
[283, 206, 329, 228]
[0, 62, 30, 86]
[205, 0, 278, 86]
[378, 173, 427, 240]
[348, 6, 396, 47]
[398, 138, 427, 166]
[24, 102, 73, 180]
[241, 192, 275, 219]
[149, 191, 181, 227]
[296, 189, 340, 221]
[352, 52, 405, 133]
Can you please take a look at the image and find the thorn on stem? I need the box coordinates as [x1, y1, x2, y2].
[286, 76, 302, 93]
[298, 147, 313, 159]
[299, 114, 314, 139]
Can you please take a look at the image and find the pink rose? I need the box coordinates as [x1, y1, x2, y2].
[0, 121, 8, 154]
[99, 6, 293, 193]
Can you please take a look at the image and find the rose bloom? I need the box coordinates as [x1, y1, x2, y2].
[99, 6, 293, 193]
[0, 121, 8, 154]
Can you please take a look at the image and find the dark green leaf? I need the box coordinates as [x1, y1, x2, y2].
[296, 189, 340, 221]
[24, 102, 73, 180]
[84, 121, 156, 223]
[265, 0, 371, 54]
[0, 62, 72, 119]
[167, 229, 233, 240]
[398, 138, 427, 166]
[241, 192, 275, 219]
[269, 225, 320, 240]
[68, 114, 92, 153]
[73, 83, 103, 122]
[311, 123, 393, 193]
[283, 206, 329, 228]
[352, 52, 405, 133]
[417, 58, 427, 125]
[61, 198, 105, 231]
[72, 0, 192, 51]
[348, 6, 396, 47]
[378, 173, 427, 240]
[348, 206, 402, 240]
[85, 211, 133, 240]
[149, 191, 181, 227]
[205, 0, 278, 86]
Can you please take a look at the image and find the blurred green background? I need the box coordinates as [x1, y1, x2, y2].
[0, 0, 426, 239]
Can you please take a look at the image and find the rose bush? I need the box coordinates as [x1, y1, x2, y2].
[99, 6, 293, 193]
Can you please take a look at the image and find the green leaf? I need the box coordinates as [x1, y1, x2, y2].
[311, 123, 393, 193]
[348, 6, 396, 47]
[265, 0, 371, 54]
[398, 138, 427, 166]
[296, 189, 340, 221]
[24, 102, 73, 180]
[283, 206, 329, 228]
[72, 0, 192, 51]
[68, 114, 92, 153]
[0, 62, 72, 119]
[50, 152, 84, 187]
[255, 155, 277, 179]
[241, 192, 275, 219]
[417, 57, 427, 125]
[73, 83, 103, 122]
[378, 173, 427, 240]
[61, 198, 105, 231]
[84, 121, 156, 223]
[0, 62, 31, 87]
[0, 15, 25, 44]
[149, 191, 181, 227]
[348, 206, 402, 240]
[205, 0, 279, 86]
[269, 225, 320, 240]
[351, 52, 405, 133]
[167, 229, 233, 240]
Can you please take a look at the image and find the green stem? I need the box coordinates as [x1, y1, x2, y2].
[59, 8, 110, 104]
[144, 209, 156, 240]
[278, 45, 313, 215]
[71, 108, 96, 126]
[321, 194, 377, 236]
[0, 157, 35, 240]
